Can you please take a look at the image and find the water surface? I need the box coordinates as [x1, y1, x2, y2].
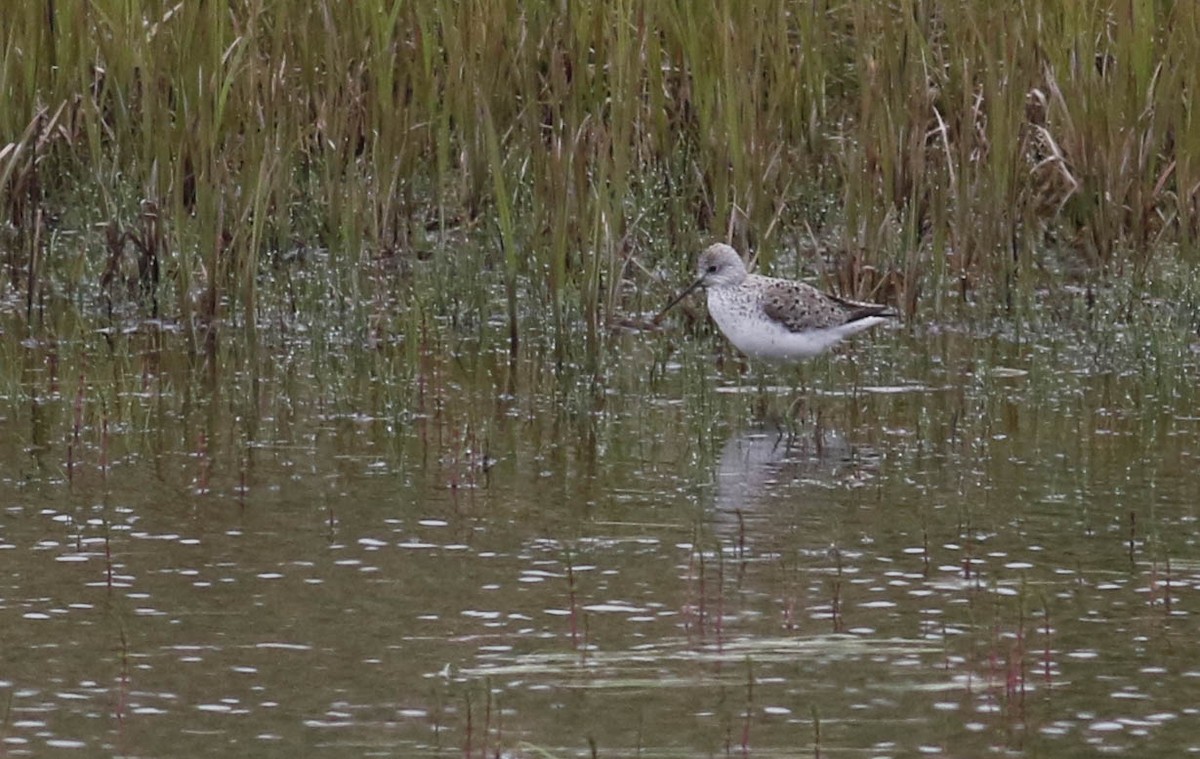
[2, 319, 1198, 757]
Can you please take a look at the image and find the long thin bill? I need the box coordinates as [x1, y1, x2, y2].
[652, 278, 703, 325]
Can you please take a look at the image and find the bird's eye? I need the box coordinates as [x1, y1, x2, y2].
[707, 265, 718, 273]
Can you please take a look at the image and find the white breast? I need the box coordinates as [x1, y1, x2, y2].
[706, 288, 886, 361]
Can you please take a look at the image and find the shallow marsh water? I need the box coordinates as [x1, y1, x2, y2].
[2, 306, 1199, 758]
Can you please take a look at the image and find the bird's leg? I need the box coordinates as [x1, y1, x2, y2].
[812, 405, 825, 454]
[789, 362, 809, 395]
[785, 393, 806, 427]
[785, 363, 809, 427]
[753, 366, 770, 420]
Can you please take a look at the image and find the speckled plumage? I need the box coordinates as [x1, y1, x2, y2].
[660, 243, 895, 361]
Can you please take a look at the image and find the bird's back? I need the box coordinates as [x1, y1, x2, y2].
[747, 273, 885, 333]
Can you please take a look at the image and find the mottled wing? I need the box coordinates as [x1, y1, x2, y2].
[763, 281, 893, 332]
[827, 294, 895, 323]
[761, 281, 844, 332]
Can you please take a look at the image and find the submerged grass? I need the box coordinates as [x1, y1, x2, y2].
[2, 1, 1199, 364]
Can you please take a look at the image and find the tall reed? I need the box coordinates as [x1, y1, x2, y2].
[2, 1, 1197, 357]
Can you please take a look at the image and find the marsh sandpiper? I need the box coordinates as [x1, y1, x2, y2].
[656, 243, 896, 361]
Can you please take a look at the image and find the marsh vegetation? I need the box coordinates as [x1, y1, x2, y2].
[2, 2, 1199, 756]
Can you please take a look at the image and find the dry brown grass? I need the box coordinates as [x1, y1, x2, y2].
[2, 1, 1197, 351]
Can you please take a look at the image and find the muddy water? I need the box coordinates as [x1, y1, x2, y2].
[1, 323, 1198, 757]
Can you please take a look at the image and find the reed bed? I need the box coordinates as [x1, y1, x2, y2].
[2, 0, 1198, 360]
